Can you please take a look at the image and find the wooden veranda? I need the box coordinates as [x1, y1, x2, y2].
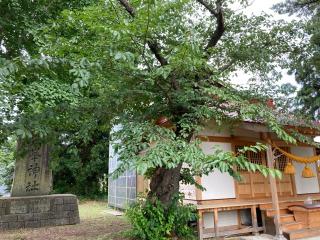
[196, 142, 320, 240]
[197, 196, 320, 239]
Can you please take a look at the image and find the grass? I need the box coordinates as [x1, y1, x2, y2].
[1, 200, 130, 240]
[79, 201, 109, 219]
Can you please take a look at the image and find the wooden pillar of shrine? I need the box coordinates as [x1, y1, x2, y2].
[266, 143, 286, 240]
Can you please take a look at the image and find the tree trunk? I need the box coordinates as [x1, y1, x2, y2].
[148, 163, 182, 207]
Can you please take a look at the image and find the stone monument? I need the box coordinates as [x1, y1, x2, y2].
[0, 141, 80, 231]
[11, 144, 52, 197]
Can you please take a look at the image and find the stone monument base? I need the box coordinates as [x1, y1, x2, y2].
[0, 194, 80, 230]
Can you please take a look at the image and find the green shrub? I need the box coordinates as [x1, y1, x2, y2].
[0, 139, 16, 193]
[126, 195, 197, 240]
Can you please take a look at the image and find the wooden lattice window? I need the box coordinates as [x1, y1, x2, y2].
[235, 145, 290, 172]
[248, 151, 265, 165]
[235, 145, 266, 171]
[273, 147, 290, 172]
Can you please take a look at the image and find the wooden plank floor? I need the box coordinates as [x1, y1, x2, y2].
[195, 195, 320, 210]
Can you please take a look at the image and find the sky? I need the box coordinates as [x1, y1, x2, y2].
[240, 0, 284, 15]
[234, 1, 320, 142]
[231, 0, 298, 87]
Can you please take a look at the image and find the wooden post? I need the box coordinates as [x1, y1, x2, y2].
[237, 209, 241, 228]
[195, 176, 203, 201]
[266, 143, 286, 240]
[198, 210, 204, 240]
[261, 211, 267, 233]
[214, 208, 219, 239]
[251, 205, 259, 235]
[314, 148, 320, 191]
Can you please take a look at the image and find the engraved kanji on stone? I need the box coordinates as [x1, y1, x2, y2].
[30, 147, 40, 162]
[27, 162, 40, 178]
[25, 181, 40, 192]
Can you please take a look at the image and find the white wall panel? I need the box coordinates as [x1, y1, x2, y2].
[200, 142, 236, 199]
[291, 146, 319, 194]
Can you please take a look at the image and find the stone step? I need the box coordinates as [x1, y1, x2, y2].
[285, 227, 320, 240]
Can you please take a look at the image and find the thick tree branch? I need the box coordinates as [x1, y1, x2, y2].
[196, 0, 225, 51]
[206, 4, 224, 50]
[195, 0, 217, 15]
[118, 0, 135, 17]
[117, 0, 168, 67]
[117, 0, 177, 92]
[147, 40, 168, 66]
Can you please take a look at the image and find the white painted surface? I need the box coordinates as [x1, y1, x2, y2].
[180, 183, 196, 200]
[200, 142, 236, 200]
[180, 163, 196, 200]
[203, 211, 238, 228]
[291, 147, 319, 194]
[314, 136, 320, 143]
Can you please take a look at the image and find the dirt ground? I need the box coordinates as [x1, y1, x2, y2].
[0, 201, 130, 240]
[2, 202, 290, 240]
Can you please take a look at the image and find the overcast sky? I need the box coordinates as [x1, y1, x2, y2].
[231, 0, 297, 87]
[241, 0, 283, 15]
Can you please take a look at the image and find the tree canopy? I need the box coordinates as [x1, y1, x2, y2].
[1, 0, 318, 195]
[275, 0, 320, 119]
[0, 0, 110, 197]
[0, 0, 319, 237]
[0, 0, 97, 58]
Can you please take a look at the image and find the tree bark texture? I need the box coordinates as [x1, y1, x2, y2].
[148, 163, 183, 206]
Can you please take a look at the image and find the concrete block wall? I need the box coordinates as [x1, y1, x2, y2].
[0, 194, 80, 230]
